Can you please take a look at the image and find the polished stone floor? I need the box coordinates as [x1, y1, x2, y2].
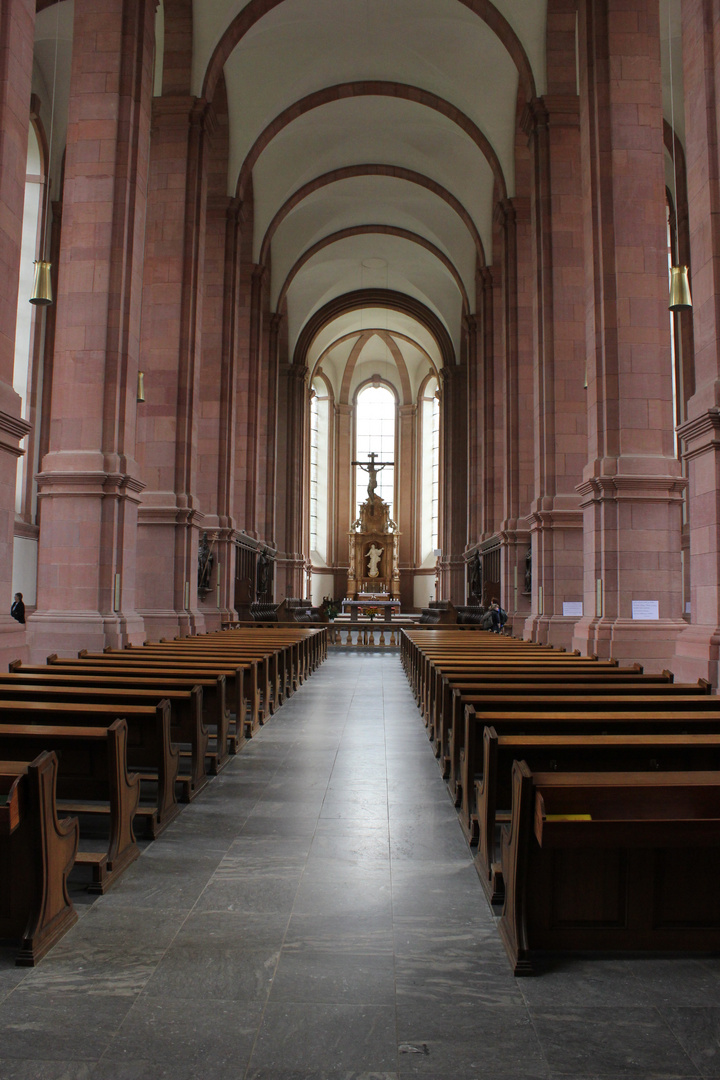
[1, 651, 720, 1079]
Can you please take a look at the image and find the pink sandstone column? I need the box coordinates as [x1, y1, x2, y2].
[33, 0, 155, 657]
[673, 0, 720, 684]
[572, 0, 686, 666]
[275, 362, 308, 600]
[523, 95, 586, 649]
[397, 401, 417, 611]
[438, 362, 467, 603]
[0, 0, 34, 666]
[135, 94, 213, 640]
[495, 196, 533, 627]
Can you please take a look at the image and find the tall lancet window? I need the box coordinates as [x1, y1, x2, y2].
[355, 384, 395, 518]
[420, 377, 440, 561]
[309, 379, 329, 561]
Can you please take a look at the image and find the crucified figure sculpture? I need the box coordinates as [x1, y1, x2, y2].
[351, 451, 394, 504]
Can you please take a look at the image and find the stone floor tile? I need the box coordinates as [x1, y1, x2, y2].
[529, 1005, 699, 1076]
[247, 1002, 398, 1076]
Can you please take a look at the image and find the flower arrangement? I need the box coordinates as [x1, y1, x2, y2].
[322, 597, 341, 620]
[362, 606, 383, 620]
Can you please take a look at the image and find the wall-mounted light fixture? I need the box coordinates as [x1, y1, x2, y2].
[30, 4, 60, 306]
[667, 6, 692, 312]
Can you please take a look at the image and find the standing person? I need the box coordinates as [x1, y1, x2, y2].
[10, 592, 25, 624]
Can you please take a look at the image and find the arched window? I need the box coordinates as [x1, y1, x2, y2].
[355, 384, 395, 517]
[309, 378, 329, 561]
[14, 121, 45, 516]
[420, 377, 440, 561]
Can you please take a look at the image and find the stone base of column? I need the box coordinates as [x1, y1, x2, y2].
[275, 554, 306, 602]
[139, 609, 202, 642]
[522, 614, 577, 651]
[438, 555, 466, 605]
[0, 616, 30, 669]
[27, 611, 145, 663]
[671, 624, 720, 686]
[572, 616, 687, 670]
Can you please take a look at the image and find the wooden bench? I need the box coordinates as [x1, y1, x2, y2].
[430, 667, 680, 759]
[448, 689, 716, 803]
[128, 643, 277, 718]
[0, 752, 78, 965]
[51, 653, 254, 747]
[0, 679, 207, 801]
[422, 659, 639, 730]
[0, 699, 178, 838]
[11, 662, 229, 772]
[0, 720, 139, 893]
[498, 763, 720, 974]
[475, 726, 720, 905]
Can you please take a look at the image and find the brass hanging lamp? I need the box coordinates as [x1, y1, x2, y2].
[30, 260, 53, 305]
[30, 3, 60, 305]
[667, 7, 692, 312]
[669, 264, 692, 311]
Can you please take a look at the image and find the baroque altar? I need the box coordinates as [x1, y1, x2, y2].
[347, 493, 400, 600]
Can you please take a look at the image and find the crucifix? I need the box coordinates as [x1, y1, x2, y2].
[351, 451, 394, 504]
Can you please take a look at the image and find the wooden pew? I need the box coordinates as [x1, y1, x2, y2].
[7, 664, 228, 773]
[423, 659, 639, 730]
[129, 643, 277, 717]
[0, 752, 78, 965]
[50, 653, 254, 747]
[448, 688, 715, 804]
[0, 720, 139, 893]
[475, 726, 720, 905]
[0, 699, 178, 837]
[430, 667, 680, 760]
[0, 679, 207, 801]
[497, 762, 720, 974]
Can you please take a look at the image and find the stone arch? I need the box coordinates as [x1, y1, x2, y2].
[276, 224, 470, 316]
[260, 165, 485, 267]
[294, 288, 456, 374]
[237, 81, 507, 201]
[201, 0, 536, 104]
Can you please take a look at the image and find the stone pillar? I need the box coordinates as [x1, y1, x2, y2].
[275, 363, 307, 600]
[478, 268, 496, 540]
[242, 264, 266, 536]
[673, 0, 720, 684]
[213, 196, 243, 625]
[465, 313, 480, 544]
[572, 0, 686, 666]
[333, 402, 352, 597]
[33, 0, 155, 657]
[397, 402, 416, 609]
[135, 91, 213, 640]
[439, 363, 467, 603]
[0, 0, 34, 665]
[522, 95, 586, 648]
[495, 196, 532, 623]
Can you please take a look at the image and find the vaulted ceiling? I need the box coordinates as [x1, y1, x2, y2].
[34, 0, 684, 390]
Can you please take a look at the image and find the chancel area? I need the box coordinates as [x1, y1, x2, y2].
[3, 0, 720, 1075]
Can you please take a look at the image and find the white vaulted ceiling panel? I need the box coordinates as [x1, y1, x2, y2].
[269, 174, 478, 309]
[251, 95, 495, 265]
[284, 233, 464, 358]
[217, 0, 520, 196]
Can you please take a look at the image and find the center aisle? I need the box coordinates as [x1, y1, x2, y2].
[0, 652, 712, 1079]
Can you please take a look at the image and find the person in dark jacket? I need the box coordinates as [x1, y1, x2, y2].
[10, 592, 25, 624]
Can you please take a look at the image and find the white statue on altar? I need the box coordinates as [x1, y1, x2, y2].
[367, 543, 383, 577]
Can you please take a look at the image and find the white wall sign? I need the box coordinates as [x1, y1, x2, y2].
[632, 600, 659, 621]
[563, 601, 583, 617]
